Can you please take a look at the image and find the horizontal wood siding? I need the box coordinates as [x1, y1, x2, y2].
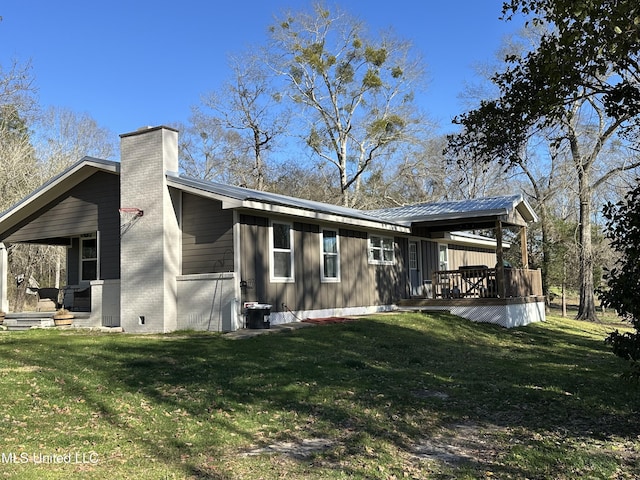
[448, 245, 496, 269]
[5, 172, 120, 280]
[239, 216, 409, 314]
[181, 194, 234, 274]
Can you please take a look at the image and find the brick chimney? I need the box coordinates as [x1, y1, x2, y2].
[119, 126, 180, 333]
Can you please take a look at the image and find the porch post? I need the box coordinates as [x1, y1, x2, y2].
[520, 226, 529, 269]
[495, 221, 505, 298]
[0, 243, 8, 312]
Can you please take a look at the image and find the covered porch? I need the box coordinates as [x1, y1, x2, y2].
[431, 266, 543, 299]
[381, 195, 546, 328]
[0, 159, 122, 327]
[0, 238, 121, 330]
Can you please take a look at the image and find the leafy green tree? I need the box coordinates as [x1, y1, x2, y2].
[601, 181, 640, 379]
[447, 0, 640, 321]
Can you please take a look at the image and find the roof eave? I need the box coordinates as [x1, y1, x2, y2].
[165, 176, 409, 233]
[239, 200, 410, 233]
[0, 158, 119, 236]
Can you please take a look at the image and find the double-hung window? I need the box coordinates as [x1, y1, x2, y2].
[80, 235, 98, 282]
[271, 221, 294, 282]
[369, 235, 395, 265]
[321, 229, 340, 282]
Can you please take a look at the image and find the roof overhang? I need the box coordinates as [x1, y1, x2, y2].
[166, 175, 410, 234]
[410, 199, 537, 234]
[0, 157, 119, 240]
[428, 231, 511, 249]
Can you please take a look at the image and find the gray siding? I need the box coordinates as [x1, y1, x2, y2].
[68, 238, 80, 285]
[239, 214, 409, 314]
[181, 193, 234, 274]
[5, 171, 120, 280]
[448, 245, 496, 269]
[422, 240, 440, 280]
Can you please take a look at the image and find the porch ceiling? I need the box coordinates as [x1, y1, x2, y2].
[410, 215, 512, 235]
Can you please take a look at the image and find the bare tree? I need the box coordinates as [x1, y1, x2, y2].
[34, 107, 117, 178]
[184, 54, 287, 190]
[267, 2, 426, 207]
[0, 59, 41, 311]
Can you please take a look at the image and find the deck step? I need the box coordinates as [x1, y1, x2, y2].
[3, 313, 56, 331]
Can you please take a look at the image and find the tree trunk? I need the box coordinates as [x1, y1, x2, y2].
[576, 185, 598, 321]
[538, 202, 552, 301]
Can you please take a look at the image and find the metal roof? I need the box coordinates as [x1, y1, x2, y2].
[368, 195, 538, 225]
[0, 155, 536, 241]
[166, 173, 409, 232]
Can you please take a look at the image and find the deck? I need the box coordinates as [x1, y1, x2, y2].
[431, 267, 543, 299]
[403, 267, 545, 328]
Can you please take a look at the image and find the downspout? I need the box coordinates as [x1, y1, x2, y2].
[233, 210, 242, 331]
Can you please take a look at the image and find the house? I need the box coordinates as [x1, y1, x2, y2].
[0, 126, 544, 332]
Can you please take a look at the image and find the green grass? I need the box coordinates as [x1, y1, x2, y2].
[0, 312, 638, 479]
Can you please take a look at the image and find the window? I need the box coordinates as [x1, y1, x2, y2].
[369, 235, 395, 264]
[321, 229, 340, 281]
[409, 242, 418, 270]
[80, 235, 98, 282]
[438, 243, 448, 271]
[271, 221, 294, 281]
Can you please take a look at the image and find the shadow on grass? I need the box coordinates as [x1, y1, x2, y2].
[1, 312, 638, 478]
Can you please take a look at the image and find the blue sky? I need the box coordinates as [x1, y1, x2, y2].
[0, 1, 522, 138]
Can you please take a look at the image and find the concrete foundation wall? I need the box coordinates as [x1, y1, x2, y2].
[176, 273, 236, 332]
[268, 304, 396, 327]
[90, 279, 121, 327]
[416, 300, 546, 328]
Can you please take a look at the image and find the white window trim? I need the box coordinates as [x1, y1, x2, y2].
[269, 220, 294, 283]
[409, 241, 418, 270]
[320, 229, 340, 283]
[368, 234, 395, 265]
[438, 243, 449, 271]
[79, 233, 99, 283]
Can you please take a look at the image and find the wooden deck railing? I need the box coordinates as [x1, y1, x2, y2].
[432, 267, 542, 299]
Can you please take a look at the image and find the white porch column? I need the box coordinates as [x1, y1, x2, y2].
[0, 243, 8, 312]
[495, 220, 505, 298]
[520, 226, 529, 269]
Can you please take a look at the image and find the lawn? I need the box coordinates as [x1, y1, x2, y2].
[0, 312, 638, 479]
